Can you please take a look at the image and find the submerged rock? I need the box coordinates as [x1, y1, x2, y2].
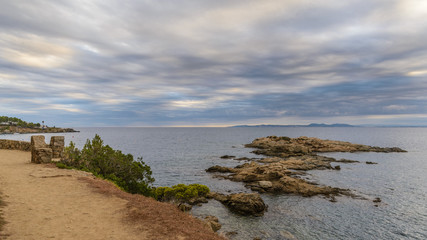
[206, 165, 235, 173]
[336, 158, 360, 163]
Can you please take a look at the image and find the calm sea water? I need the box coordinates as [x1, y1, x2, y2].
[3, 127, 427, 239]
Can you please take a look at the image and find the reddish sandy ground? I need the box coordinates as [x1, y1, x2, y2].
[0, 150, 223, 240]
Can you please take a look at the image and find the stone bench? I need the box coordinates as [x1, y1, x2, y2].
[31, 135, 64, 164]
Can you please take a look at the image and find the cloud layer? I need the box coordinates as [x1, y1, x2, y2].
[1, 0, 427, 126]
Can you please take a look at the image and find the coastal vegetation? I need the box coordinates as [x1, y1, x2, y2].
[60, 135, 211, 202]
[60, 134, 155, 196]
[0, 116, 77, 134]
[155, 184, 210, 202]
[0, 116, 40, 128]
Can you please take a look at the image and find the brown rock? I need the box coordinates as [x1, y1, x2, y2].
[187, 196, 208, 205]
[258, 181, 273, 189]
[207, 192, 228, 202]
[204, 216, 221, 232]
[178, 203, 192, 212]
[212, 193, 267, 216]
[206, 165, 235, 173]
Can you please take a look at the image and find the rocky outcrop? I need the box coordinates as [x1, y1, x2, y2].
[207, 161, 349, 198]
[205, 135, 407, 205]
[0, 126, 78, 134]
[208, 192, 267, 216]
[258, 155, 337, 170]
[245, 136, 406, 157]
[0, 139, 31, 151]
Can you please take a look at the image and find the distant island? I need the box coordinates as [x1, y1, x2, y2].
[0, 116, 78, 134]
[230, 123, 427, 128]
[230, 123, 356, 128]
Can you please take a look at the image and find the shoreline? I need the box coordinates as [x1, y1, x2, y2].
[0, 127, 79, 135]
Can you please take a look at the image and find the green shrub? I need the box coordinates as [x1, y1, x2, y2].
[155, 183, 210, 202]
[61, 134, 155, 196]
[55, 162, 73, 169]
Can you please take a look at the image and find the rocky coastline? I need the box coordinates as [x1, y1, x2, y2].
[0, 126, 78, 135]
[206, 136, 407, 201]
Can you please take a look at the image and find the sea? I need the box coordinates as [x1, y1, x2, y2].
[2, 127, 426, 240]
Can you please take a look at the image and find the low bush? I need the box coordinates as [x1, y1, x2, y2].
[61, 134, 155, 196]
[55, 162, 73, 169]
[155, 183, 210, 203]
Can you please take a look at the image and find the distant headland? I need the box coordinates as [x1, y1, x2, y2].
[0, 116, 78, 134]
[230, 123, 427, 128]
[230, 123, 356, 128]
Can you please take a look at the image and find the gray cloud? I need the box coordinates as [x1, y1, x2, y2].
[1, 0, 427, 126]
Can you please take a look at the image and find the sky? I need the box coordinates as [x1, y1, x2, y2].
[1, 0, 427, 127]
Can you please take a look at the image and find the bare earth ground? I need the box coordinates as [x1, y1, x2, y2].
[0, 150, 223, 240]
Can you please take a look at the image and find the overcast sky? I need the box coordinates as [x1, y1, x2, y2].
[1, 0, 427, 127]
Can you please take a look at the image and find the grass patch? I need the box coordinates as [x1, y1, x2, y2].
[55, 162, 73, 170]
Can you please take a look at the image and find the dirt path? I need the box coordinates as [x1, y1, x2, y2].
[0, 150, 222, 240]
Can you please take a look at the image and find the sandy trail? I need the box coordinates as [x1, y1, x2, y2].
[0, 150, 144, 240]
[0, 150, 222, 240]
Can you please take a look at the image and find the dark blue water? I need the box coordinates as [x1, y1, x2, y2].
[3, 127, 427, 239]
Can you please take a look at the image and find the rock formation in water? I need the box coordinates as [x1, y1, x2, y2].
[207, 161, 349, 197]
[207, 192, 267, 216]
[206, 136, 407, 200]
[245, 136, 406, 157]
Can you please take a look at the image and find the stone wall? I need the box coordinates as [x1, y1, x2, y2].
[0, 139, 31, 151]
[50, 136, 65, 158]
[0, 136, 65, 164]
